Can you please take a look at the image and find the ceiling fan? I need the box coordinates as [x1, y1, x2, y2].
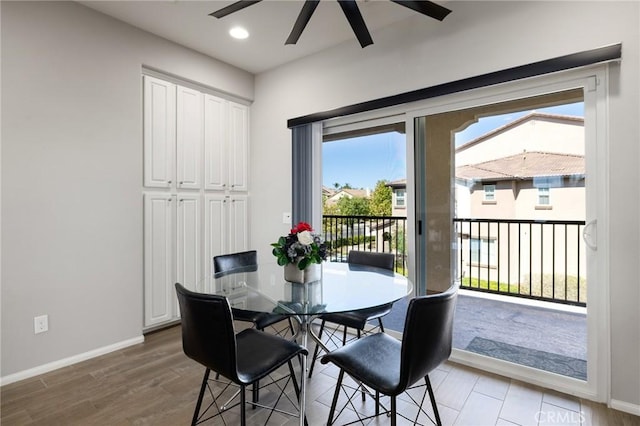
[210, 0, 452, 48]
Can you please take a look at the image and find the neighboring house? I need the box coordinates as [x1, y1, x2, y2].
[455, 151, 585, 221]
[455, 112, 584, 167]
[455, 113, 586, 288]
[386, 179, 407, 217]
[322, 186, 337, 201]
[324, 188, 370, 206]
[386, 112, 585, 220]
[386, 113, 586, 286]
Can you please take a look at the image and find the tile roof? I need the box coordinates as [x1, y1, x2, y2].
[456, 151, 584, 181]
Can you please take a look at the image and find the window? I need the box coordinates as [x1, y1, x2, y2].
[470, 238, 496, 266]
[538, 187, 550, 205]
[483, 184, 496, 202]
[395, 190, 406, 207]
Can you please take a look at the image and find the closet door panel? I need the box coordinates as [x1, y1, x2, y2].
[176, 194, 201, 294]
[176, 86, 203, 189]
[144, 76, 175, 188]
[144, 193, 174, 326]
[204, 194, 228, 278]
[228, 195, 249, 253]
[204, 94, 227, 191]
[227, 101, 249, 192]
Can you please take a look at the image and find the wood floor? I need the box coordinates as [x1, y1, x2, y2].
[1, 324, 638, 426]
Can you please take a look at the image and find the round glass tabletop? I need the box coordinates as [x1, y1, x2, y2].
[195, 261, 413, 316]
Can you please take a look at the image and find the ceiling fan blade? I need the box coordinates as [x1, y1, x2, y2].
[285, 0, 320, 45]
[390, 0, 452, 21]
[209, 0, 263, 19]
[338, 0, 373, 48]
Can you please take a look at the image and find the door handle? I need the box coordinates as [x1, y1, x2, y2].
[582, 219, 597, 251]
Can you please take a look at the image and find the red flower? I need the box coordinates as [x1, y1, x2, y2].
[290, 221, 313, 234]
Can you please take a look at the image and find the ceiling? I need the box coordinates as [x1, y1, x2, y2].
[79, 0, 449, 74]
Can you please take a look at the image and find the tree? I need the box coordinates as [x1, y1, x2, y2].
[323, 198, 339, 215]
[336, 196, 370, 216]
[369, 180, 392, 216]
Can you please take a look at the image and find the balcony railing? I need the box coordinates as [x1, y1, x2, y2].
[454, 218, 587, 307]
[321, 215, 408, 273]
[321, 214, 587, 307]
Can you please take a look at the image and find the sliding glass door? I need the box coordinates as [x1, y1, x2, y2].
[408, 67, 609, 401]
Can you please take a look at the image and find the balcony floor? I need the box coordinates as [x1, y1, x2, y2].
[382, 290, 587, 380]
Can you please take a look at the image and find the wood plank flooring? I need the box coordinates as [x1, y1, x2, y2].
[1, 325, 638, 426]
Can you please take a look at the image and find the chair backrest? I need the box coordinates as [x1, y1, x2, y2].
[213, 250, 258, 277]
[398, 284, 458, 392]
[175, 283, 240, 382]
[347, 250, 395, 271]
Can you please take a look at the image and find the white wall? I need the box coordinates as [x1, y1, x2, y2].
[0, 1, 253, 379]
[251, 1, 639, 410]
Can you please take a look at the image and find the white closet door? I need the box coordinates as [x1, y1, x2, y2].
[204, 194, 228, 278]
[204, 94, 227, 191]
[176, 194, 201, 294]
[143, 76, 175, 188]
[227, 101, 249, 192]
[176, 86, 203, 190]
[228, 195, 249, 253]
[144, 193, 174, 326]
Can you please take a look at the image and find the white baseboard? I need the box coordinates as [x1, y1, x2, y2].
[0, 335, 145, 387]
[610, 399, 640, 416]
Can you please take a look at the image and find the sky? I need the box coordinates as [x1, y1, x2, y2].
[322, 102, 584, 190]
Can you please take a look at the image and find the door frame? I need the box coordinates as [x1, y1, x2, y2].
[404, 64, 610, 402]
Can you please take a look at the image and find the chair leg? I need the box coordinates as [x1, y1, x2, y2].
[327, 369, 345, 425]
[251, 324, 266, 406]
[356, 327, 367, 402]
[287, 360, 301, 398]
[240, 385, 247, 426]
[308, 320, 326, 378]
[425, 375, 442, 426]
[192, 369, 210, 426]
[378, 317, 385, 332]
[391, 396, 397, 426]
[288, 317, 296, 337]
[252, 383, 258, 409]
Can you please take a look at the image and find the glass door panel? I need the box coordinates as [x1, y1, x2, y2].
[409, 72, 607, 401]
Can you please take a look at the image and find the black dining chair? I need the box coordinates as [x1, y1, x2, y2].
[175, 283, 308, 426]
[321, 284, 458, 426]
[308, 250, 395, 378]
[213, 250, 295, 338]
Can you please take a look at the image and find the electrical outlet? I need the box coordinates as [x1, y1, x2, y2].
[34, 315, 48, 334]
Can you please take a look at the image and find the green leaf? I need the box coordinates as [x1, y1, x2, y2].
[298, 257, 310, 269]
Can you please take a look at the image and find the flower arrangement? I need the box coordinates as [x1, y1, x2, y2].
[271, 221, 327, 270]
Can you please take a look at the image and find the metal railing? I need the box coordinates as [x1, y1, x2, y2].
[454, 218, 587, 306]
[321, 215, 408, 274]
[320, 215, 587, 306]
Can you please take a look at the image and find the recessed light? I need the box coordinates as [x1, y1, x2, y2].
[229, 26, 249, 40]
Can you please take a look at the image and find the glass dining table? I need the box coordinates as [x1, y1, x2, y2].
[194, 260, 413, 426]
